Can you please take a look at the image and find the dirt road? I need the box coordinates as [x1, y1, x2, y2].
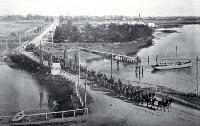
[75, 80, 200, 126]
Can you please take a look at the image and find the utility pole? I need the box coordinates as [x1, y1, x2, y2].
[75, 42, 78, 68]
[40, 41, 42, 64]
[111, 51, 113, 79]
[51, 32, 54, 43]
[42, 41, 44, 63]
[78, 44, 80, 86]
[84, 66, 87, 108]
[48, 47, 51, 69]
[176, 45, 177, 56]
[196, 56, 199, 97]
[5, 39, 8, 52]
[63, 45, 67, 67]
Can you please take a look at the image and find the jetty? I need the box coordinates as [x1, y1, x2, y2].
[80, 47, 141, 64]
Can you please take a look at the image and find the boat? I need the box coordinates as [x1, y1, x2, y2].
[151, 61, 192, 70]
[12, 111, 25, 122]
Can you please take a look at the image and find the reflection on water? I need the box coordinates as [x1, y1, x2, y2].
[0, 64, 47, 116]
[151, 67, 193, 75]
[83, 25, 200, 92]
[85, 57, 105, 63]
[0, 63, 71, 115]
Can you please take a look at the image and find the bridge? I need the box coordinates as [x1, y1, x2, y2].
[0, 18, 59, 63]
[0, 18, 89, 125]
[15, 19, 59, 53]
[80, 47, 141, 64]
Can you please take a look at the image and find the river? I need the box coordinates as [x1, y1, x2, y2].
[83, 24, 200, 93]
[0, 64, 50, 116]
[0, 21, 53, 116]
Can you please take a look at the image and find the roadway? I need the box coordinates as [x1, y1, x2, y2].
[15, 19, 59, 53]
[11, 19, 59, 64]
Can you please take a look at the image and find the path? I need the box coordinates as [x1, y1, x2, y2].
[74, 79, 200, 126]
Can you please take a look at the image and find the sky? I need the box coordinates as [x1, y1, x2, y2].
[0, 0, 200, 17]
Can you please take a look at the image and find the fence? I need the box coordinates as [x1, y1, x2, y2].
[0, 108, 88, 124]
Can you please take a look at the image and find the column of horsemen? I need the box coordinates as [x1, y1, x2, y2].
[56, 56, 174, 111]
[79, 65, 174, 111]
[32, 44, 175, 111]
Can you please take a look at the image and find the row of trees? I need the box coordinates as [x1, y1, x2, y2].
[1, 14, 54, 22]
[54, 21, 153, 43]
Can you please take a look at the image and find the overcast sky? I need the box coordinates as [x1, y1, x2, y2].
[0, 0, 200, 16]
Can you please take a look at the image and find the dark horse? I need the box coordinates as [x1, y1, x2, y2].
[157, 97, 174, 111]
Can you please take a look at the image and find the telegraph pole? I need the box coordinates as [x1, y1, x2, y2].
[42, 41, 44, 64]
[63, 43, 67, 67]
[5, 39, 8, 52]
[78, 43, 80, 86]
[51, 32, 54, 43]
[19, 33, 21, 45]
[39, 41, 42, 64]
[111, 51, 113, 79]
[196, 56, 199, 96]
[84, 66, 87, 108]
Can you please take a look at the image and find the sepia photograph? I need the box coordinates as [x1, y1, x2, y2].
[0, 0, 200, 125]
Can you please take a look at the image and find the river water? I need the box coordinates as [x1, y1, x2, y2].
[0, 64, 49, 116]
[0, 21, 51, 116]
[83, 24, 200, 93]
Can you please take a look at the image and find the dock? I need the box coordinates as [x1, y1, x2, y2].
[80, 48, 141, 64]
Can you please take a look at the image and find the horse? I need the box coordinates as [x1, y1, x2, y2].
[151, 97, 157, 109]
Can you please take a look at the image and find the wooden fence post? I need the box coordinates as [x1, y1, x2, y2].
[62, 112, 64, 118]
[74, 110, 76, 117]
[45, 114, 48, 120]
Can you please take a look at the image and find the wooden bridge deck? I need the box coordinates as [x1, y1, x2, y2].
[80, 48, 141, 64]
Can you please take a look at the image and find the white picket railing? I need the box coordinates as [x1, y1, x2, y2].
[0, 108, 88, 124]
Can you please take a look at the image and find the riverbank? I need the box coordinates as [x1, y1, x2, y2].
[42, 35, 154, 59]
[78, 36, 154, 55]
